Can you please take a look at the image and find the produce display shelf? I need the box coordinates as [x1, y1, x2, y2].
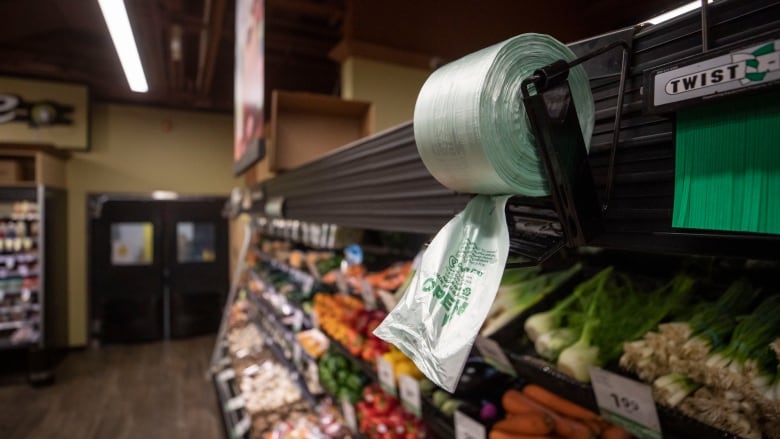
[255, 249, 320, 293]
[0, 253, 37, 264]
[323, 333, 378, 383]
[0, 270, 39, 280]
[0, 288, 38, 296]
[420, 394, 456, 439]
[317, 385, 370, 439]
[247, 288, 318, 369]
[0, 320, 34, 330]
[508, 353, 741, 439]
[252, 314, 321, 409]
[248, 269, 314, 331]
[0, 303, 40, 313]
[212, 364, 251, 439]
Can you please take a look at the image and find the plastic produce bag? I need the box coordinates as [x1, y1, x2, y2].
[373, 195, 511, 391]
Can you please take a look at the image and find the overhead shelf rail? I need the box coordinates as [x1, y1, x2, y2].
[251, 0, 780, 261]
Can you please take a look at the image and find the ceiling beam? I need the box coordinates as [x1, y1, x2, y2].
[196, 0, 227, 96]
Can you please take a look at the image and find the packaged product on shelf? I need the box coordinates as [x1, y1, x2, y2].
[374, 195, 512, 392]
[296, 329, 329, 359]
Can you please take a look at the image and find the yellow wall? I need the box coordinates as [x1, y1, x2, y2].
[66, 103, 237, 346]
[341, 57, 429, 131]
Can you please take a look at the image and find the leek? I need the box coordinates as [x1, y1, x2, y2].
[481, 263, 581, 336]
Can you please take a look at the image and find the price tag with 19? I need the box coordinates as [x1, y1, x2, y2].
[590, 367, 662, 439]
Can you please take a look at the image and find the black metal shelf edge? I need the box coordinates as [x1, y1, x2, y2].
[212, 369, 250, 439]
[509, 353, 741, 439]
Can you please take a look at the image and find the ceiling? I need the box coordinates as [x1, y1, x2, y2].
[0, 0, 685, 114]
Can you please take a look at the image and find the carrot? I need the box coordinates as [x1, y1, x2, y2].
[583, 418, 608, 435]
[504, 391, 593, 439]
[489, 431, 554, 439]
[503, 389, 546, 415]
[492, 413, 555, 435]
[601, 425, 632, 439]
[523, 385, 600, 422]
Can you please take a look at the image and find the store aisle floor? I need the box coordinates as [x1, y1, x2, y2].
[0, 336, 221, 439]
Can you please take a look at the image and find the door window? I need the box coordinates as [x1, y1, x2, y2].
[176, 222, 216, 263]
[111, 222, 154, 265]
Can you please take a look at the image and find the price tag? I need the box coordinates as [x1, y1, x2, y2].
[590, 367, 661, 439]
[474, 336, 516, 376]
[341, 396, 358, 432]
[398, 374, 421, 418]
[312, 312, 320, 330]
[225, 395, 245, 411]
[360, 279, 377, 310]
[335, 272, 348, 294]
[18, 264, 28, 277]
[376, 357, 397, 396]
[293, 343, 302, 366]
[454, 410, 486, 439]
[233, 415, 251, 437]
[302, 275, 315, 294]
[217, 367, 236, 382]
[292, 310, 304, 332]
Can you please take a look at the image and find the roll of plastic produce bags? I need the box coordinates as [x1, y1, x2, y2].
[413, 33, 595, 196]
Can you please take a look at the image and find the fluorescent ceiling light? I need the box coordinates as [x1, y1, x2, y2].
[645, 0, 714, 25]
[97, 0, 149, 93]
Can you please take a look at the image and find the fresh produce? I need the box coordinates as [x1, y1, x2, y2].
[481, 264, 582, 337]
[364, 261, 414, 292]
[524, 268, 694, 382]
[493, 386, 628, 439]
[313, 293, 391, 364]
[355, 383, 429, 438]
[620, 280, 780, 439]
[227, 320, 265, 355]
[318, 350, 369, 404]
[382, 345, 423, 380]
[240, 361, 302, 414]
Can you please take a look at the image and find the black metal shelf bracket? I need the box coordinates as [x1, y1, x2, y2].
[518, 40, 631, 254]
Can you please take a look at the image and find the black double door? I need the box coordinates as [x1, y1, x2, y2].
[90, 197, 228, 342]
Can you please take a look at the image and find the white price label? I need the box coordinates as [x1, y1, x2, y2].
[312, 312, 320, 330]
[590, 367, 662, 439]
[302, 275, 315, 294]
[19, 264, 28, 277]
[399, 374, 421, 418]
[454, 410, 486, 439]
[360, 279, 377, 310]
[233, 415, 251, 437]
[474, 336, 516, 376]
[293, 310, 303, 332]
[293, 343, 302, 365]
[376, 357, 397, 396]
[225, 395, 245, 411]
[335, 272, 348, 294]
[341, 396, 358, 432]
[217, 368, 236, 382]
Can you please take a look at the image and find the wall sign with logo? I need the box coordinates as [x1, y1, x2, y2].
[646, 38, 780, 112]
[0, 77, 89, 150]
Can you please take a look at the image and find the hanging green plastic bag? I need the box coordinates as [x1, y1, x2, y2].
[373, 195, 511, 392]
